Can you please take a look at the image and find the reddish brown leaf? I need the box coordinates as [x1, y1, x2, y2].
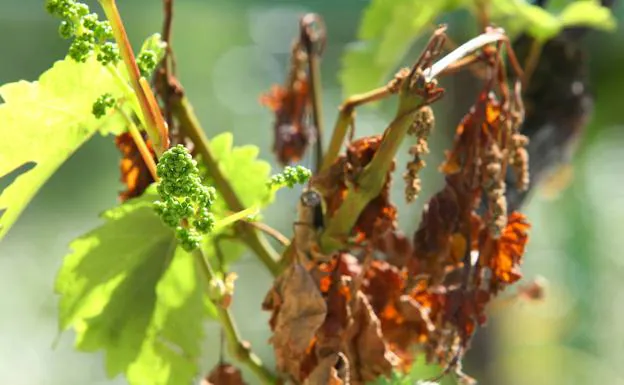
[303, 353, 348, 385]
[345, 292, 399, 383]
[260, 43, 314, 166]
[114, 132, 156, 202]
[410, 183, 461, 283]
[374, 230, 414, 268]
[481, 212, 530, 289]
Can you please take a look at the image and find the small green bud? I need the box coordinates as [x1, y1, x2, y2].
[81, 13, 98, 31]
[58, 20, 75, 39]
[93, 20, 113, 41]
[92, 93, 116, 118]
[68, 34, 94, 62]
[208, 277, 226, 302]
[97, 42, 120, 66]
[45, 0, 61, 15]
[61, 2, 80, 21]
[267, 165, 312, 189]
[136, 50, 158, 78]
[45, 0, 75, 19]
[74, 2, 89, 17]
[194, 214, 215, 234]
[176, 227, 201, 251]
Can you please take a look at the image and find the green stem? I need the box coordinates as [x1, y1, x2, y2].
[214, 206, 259, 232]
[98, 0, 166, 156]
[320, 86, 395, 172]
[319, 108, 419, 252]
[105, 63, 140, 114]
[171, 96, 281, 277]
[195, 249, 277, 385]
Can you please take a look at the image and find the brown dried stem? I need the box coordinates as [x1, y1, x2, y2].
[300, 14, 326, 172]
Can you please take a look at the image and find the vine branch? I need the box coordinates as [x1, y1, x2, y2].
[98, 0, 169, 155]
[195, 249, 277, 385]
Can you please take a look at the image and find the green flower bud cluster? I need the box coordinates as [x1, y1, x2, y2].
[46, 0, 118, 64]
[154, 145, 217, 251]
[267, 165, 312, 189]
[92, 93, 116, 119]
[136, 50, 158, 78]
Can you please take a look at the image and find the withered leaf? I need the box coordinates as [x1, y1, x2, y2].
[303, 353, 349, 385]
[346, 291, 399, 383]
[311, 135, 398, 244]
[114, 132, 156, 202]
[481, 211, 530, 289]
[375, 230, 413, 268]
[260, 42, 314, 166]
[363, 261, 405, 315]
[411, 182, 460, 283]
[269, 262, 327, 378]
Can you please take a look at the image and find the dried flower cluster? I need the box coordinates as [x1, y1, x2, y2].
[404, 106, 435, 203]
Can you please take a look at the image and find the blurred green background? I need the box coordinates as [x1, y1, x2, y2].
[1, 1, 624, 384]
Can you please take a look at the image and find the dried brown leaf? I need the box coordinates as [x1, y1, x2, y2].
[346, 292, 399, 383]
[260, 43, 314, 165]
[303, 353, 349, 385]
[268, 262, 327, 378]
[480, 212, 530, 291]
[114, 132, 156, 202]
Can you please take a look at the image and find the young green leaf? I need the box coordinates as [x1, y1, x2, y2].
[488, 0, 616, 41]
[0, 56, 130, 240]
[56, 130, 276, 384]
[201, 132, 275, 267]
[341, 0, 616, 98]
[138, 32, 167, 69]
[207, 132, 274, 209]
[559, 0, 616, 31]
[56, 187, 217, 385]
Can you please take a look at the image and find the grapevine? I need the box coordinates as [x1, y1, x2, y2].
[0, 1, 619, 385]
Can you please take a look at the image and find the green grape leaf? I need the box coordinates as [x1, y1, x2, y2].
[56, 187, 217, 385]
[340, 0, 462, 97]
[489, 0, 616, 41]
[203, 132, 275, 266]
[341, 0, 616, 100]
[140, 33, 168, 64]
[208, 132, 274, 209]
[559, 0, 617, 31]
[0, 56, 130, 240]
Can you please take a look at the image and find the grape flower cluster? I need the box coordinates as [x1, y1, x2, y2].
[46, 0, 163, 120]
[267, 165, 312, 189]
[153, 145, 217, 251]
[46, 0, 119, 65]
[92, 93, 115, 119]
